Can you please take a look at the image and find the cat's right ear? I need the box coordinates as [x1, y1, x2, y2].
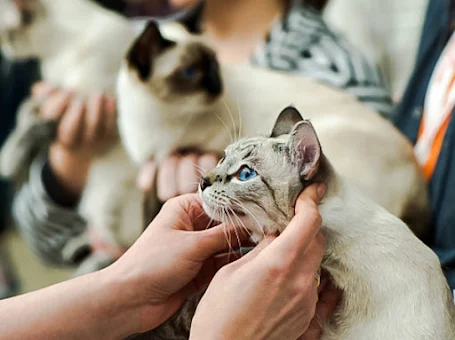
[288, 120, 321, 181]
[270, 106, 304, 137]
[126, 21, 175, 81]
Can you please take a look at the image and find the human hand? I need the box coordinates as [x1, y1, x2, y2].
[32, 82, 117, 197]
[137, 151, 219, 200]
[299, 274, 342, 340]
[190, 184, 327, 340]
[104, 193, 247, 335]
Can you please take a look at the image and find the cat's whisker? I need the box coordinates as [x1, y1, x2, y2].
[236, 98, 242, 141]
[215, 114, 234, 144]
[229, 207, 254, 240]
[230, 198, 264, 239]
[222, 100, 238, 143]
[221, 208, 235, 254]
[226, 207, 242, 250]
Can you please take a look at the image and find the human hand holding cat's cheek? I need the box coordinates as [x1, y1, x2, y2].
[190, 184, 326, 340]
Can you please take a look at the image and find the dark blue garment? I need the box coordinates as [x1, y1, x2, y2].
[393, 0, 455, 289]
[0, 56, 40, 230]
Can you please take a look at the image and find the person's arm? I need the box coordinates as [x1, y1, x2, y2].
[1, 186, 337, 339]
[12, 83, 117, 266]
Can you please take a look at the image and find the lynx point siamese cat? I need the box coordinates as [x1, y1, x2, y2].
[118, 22, 430, 242]
[131, 107, 455, 340]
[199, 106, 455, 340]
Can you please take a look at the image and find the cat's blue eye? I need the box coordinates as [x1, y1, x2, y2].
[180, 66, 197, 80]
[237, 166, 257, 181]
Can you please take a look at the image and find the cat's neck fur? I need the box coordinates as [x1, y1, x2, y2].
[318, 162, 454, 338]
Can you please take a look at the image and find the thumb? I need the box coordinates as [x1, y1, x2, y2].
[194, 224, 251, 259]
[295, 183, 326, 215]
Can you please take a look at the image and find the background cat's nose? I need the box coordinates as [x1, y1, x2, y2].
[200, 176, 212, 191]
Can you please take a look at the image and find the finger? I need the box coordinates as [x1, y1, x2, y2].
[295, 183, 326, 215]
[31, 82, 56, 99]
[103, 95, 117, 139]
[225, 236, 276, 269]
[40, 90, 72, 120]
[57, 97, 85, 148]
[84, 93, 104, 144]
[263, 203, 323, 257]
[197, 153, 218, 174]
[177, 153, 199, 195]
[137, 160, 158, 193]
[301, 280, 341, 340]
[195, 223, 253, 259]
[157, 155, 180, 202]
[159, 193, 212, 231]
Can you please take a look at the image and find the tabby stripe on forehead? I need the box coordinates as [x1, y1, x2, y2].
[260, 177, 288, 219]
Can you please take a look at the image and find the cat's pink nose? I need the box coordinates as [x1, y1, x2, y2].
[200, 177, 212, 191]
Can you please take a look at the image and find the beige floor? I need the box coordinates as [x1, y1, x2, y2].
[5, 230, 73, 294]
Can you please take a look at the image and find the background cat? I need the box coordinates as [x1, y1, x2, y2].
[0, 0, 142, 272]
[118, 21, 431, 242]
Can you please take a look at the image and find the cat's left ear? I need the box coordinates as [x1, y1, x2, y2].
[126, 21, 175, 81]
[271, 106, 304, 137]
[288, 120, 321, 180]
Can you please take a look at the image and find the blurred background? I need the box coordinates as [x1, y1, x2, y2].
[0, 0, 432, 297]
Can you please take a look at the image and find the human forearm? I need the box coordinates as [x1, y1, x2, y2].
[0, 269, 139, 340]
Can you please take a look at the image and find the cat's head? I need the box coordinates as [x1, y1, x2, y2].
[122, 20, 222, 112]
[199, 106, 332, 241]
[0, 0, 47, 59]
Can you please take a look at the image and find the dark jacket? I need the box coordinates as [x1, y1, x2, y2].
[393, 0, 455, 289]
[0, 56, 39, 229]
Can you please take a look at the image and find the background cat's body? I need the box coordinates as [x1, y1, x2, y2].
[0, 0, 143, 268]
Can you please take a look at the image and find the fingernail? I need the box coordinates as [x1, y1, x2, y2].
[317, 183, 327, 199]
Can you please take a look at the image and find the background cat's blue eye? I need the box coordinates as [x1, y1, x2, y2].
[180, 66, 197, 80]
[238, 166, 257, 181]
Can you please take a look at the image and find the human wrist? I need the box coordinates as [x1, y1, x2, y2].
[93, 267, 143, 338]
[48, 144, 91, 200]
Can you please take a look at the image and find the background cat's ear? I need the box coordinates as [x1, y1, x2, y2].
[288, 120, 321, 180]
[126, 21, 175, 80]
[271, 106, 304, 137]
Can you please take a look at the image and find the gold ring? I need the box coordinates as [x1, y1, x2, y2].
[315, 268, 321, 287]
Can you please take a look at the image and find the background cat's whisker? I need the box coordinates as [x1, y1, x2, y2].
[222, 100, 238, 142]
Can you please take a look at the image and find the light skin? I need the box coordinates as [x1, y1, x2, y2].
[0, 186, 337, 339]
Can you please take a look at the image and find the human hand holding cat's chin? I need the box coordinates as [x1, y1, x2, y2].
[190, 184, 333, 340]
[32, 82, 117, 199]
[103, 193, 248, 336]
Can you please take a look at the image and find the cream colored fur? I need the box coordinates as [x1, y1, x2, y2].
[320, 177, 455, 339]
[119, 58, 427, 228]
